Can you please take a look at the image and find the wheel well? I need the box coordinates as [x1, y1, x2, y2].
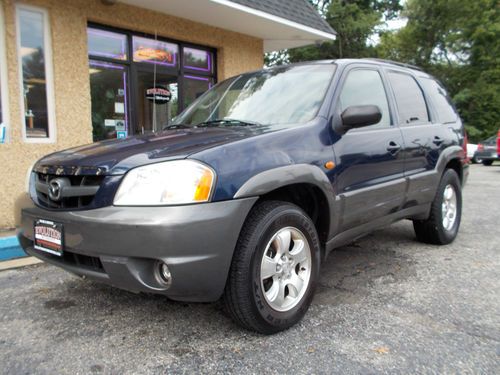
[445, 159, 463, 183]
[257, 183, 330, 245]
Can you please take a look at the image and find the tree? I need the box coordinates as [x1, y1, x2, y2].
[377, 0, 500, 140]
[265, 0, 402, 66]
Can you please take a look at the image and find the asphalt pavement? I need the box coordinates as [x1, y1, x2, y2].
[1, 164, 499, 374]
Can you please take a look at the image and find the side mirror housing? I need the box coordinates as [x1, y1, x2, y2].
[336, 105, 382, 134]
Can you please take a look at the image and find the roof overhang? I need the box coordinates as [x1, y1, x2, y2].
[118, 0, 336, 52]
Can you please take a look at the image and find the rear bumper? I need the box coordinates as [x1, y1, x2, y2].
[17, 198, 257, 302]
[473, 151, 499, 160]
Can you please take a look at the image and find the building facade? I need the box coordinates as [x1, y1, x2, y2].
[0, 0, 335, 228]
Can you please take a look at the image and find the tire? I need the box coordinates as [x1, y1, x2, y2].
[482, 160, 494, 166]
[224, 200, 321, 334]
[471, 156, 482, 164]
[413, 169, 462, 245]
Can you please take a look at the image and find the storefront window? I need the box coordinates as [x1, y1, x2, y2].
[87, 25, 215, 140]
[183, 47, 212, 72]
[133, 36, 178, 67]
[87, 28, 128, 60]
[0, 5, 7, 143]
[136, 72, 178, 133]
[89, 61, 128, 141]
[184, 75, 212, 108]
[17, 6, 55, 140]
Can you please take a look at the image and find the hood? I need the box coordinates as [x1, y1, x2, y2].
[34, 127, 264, 175]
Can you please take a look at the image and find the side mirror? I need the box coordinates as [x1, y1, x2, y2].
[338, 105, 382, 133]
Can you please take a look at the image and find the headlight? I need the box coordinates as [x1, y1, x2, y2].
[113, 160, 215, 206]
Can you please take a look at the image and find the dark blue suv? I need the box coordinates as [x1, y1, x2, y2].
[18, 59, 468, 333]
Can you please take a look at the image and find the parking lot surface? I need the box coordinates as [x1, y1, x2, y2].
[1, 164, 499, 374]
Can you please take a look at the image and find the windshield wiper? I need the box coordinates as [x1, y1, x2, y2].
[163, 124, 190, 130]
[194, 119, 263, 127]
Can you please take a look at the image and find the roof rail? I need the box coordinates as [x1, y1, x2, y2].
[362, 58, 423, 71]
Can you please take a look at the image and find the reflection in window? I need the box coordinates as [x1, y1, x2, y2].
[89, 60, 128, 142]
[339, 69, 391, 128]
[184, 75, 211, 108]
[87, 28, 127, 60]
[183, 47, 211, 72]
[175, 65, 335, 127]
[420, 78, 457, 124]
[133, 36, 178, 67]
[387, 71, 429, 125]
[0, 60, 3, 125]
[18, 7, 52, 138]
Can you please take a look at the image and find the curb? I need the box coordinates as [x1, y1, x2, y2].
[0, 257, 42, 271]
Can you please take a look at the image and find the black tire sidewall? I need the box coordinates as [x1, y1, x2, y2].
[248, 205, 320, 331]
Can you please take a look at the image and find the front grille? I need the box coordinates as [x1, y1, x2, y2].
[35, 173, 105, 209]
[33, 247, 105, 273]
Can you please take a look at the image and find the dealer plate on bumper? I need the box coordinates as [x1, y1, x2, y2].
[34, 219, 64, 256]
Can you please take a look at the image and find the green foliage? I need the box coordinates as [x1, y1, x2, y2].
[265, 1, 401, 65]
[377, 0, 500, 141]
[265, 0, 498, 141]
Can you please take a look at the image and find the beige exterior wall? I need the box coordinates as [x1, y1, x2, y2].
[0, 0, 263, 228]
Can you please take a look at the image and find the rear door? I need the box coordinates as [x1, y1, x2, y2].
[385, 70, 451, 206]
[332, 65, 406, 231]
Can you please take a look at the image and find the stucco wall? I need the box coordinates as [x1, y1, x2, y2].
[0, 0, 263, 228]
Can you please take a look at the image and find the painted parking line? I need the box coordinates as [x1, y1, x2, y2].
[0, 236, 27, 261]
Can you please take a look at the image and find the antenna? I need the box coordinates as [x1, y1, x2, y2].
[152, 29, 158, 133]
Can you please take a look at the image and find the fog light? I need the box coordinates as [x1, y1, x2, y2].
[156, 261, 172, 286]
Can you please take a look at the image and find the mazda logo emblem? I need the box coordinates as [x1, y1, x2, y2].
[48, 178, 68, 201]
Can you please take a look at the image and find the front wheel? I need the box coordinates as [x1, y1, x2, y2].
[482, 160, 494, 166]
[413, 169, 462, 245]
[224, 201, 320, 334]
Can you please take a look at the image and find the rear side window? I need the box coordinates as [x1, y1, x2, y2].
[420, 77, 458, 124]
[339, 69, 391, 128]
[387, 71, 429, 125]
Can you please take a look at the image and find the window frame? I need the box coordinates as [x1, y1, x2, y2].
[16, 4, 57, 143]
[333, 65, 395, 130]
[0, 4, 10, 142]
[384, 68, 432, 127]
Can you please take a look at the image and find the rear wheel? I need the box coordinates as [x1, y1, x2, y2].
[471, 156, 482, 164]
[413, 169, 462, 245]
[482, 160, 494, 166]
[224, 201, 320, 334]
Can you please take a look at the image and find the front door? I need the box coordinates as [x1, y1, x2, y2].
[133, 67, 179, 134]
[332, 65, 406, 231]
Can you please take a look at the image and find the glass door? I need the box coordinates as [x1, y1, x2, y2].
[134, 68, 178, 134]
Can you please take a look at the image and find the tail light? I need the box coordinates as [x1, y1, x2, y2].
[478, 143, 484, 152]
[497, 130, 500, 156]
[463, 131, 468, 162]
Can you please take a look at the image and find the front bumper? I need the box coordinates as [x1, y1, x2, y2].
[18, 198, 257, 302]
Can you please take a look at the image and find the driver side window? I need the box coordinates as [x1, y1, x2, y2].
[339, 69, 391, 128]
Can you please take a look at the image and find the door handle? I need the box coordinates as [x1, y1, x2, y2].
[433, 136, 444, 146]
[387, 141, 401, 153]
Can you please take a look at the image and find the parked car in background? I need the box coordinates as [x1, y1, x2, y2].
[18, 59, 468, 334]
[474, 133, 499, 166]
[467, 143, 480, 163]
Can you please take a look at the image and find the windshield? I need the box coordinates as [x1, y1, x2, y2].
[171, 64, 336, 128]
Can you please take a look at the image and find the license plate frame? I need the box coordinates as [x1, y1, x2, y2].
[34, 219, 64, 256]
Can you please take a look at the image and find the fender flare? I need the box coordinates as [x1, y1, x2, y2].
[435, 145, 465, 177]
[234, 163, 336, 213]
